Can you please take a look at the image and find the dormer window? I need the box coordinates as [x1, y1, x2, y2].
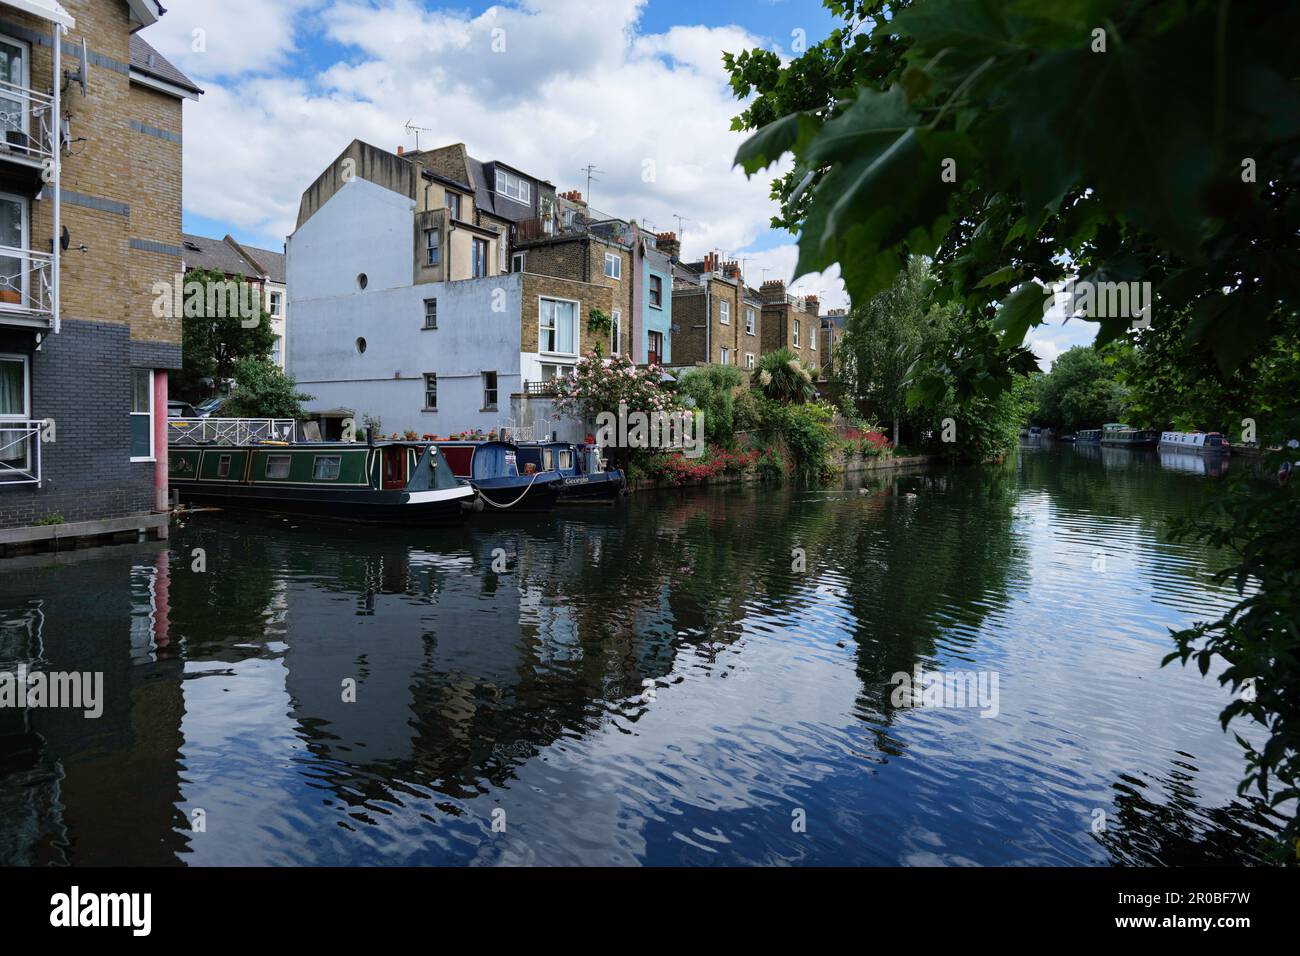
[495, 169, 530, 204]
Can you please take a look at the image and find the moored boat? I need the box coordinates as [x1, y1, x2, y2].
[1101, 423, 1159, 447]
[1076, 428, 1102, 443]
[515, 441, 625, 503]
[1158, 430, 1230, 453]
[168, 420, 475, 525]
[434, 439, 563, 512]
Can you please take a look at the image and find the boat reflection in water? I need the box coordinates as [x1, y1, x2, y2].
[1159, 447, 1231, 478]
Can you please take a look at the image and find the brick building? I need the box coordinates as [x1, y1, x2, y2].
[287, 139, 613, 439]
[0, 0, 199, 536]
[670, 252, 764, 369]
[759, 279, 821, 371]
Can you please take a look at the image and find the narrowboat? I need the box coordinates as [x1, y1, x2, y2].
[1076, 428, 1102, 443]
[515, 441, 625, 503]
[434, 440, 563, 512]
[1101, 423, 1159, 447]
[168, 428, 476, 525]
[1158, 431, 1230, 453]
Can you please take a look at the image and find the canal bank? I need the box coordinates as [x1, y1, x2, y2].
[0, 445, 1281, 865]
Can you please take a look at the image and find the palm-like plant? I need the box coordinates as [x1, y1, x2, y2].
[752, 347, 815, 403]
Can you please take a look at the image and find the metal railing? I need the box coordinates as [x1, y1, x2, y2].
[0, 420, 44, 485]
[167, 418, 297, 446]
[0, 245, 53, 319]
[0, 80, 56, 164]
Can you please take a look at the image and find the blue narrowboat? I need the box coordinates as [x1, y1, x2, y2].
[516, 441, 625, 503]
[1158, 430, 1230, 454]
[434, 440, 563, 512]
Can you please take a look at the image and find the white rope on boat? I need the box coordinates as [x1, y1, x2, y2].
[478, 471, 543, 510]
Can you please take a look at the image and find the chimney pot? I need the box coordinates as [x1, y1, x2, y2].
[397, 145, 405, 156]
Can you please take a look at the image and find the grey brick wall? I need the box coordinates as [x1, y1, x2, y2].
[0, 320, 157, 529]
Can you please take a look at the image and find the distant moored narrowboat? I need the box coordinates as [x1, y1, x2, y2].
[1158, 431, 1230, 453]
[1101, 423, 1159, 447]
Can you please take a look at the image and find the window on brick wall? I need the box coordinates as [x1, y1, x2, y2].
[512, 252, 525, 273]
[793, 319, 800, 347]
[745, 307, 755, 334]
[0, 352, 30, 473]
[612, 310, 622, 354]
[0, 191, 30, 307]
[746, 353, 755, 369]
[604, 252, 621, 280]
[719, 300, 730, 325]
[539, 298, 578, 355]
[130, 368, 154, 462]
[719, 346, 730, 365]
[0, 34, 30, 142]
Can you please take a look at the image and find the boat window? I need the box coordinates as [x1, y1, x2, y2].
[217, 454, 232, 478]
[544, 449, 553, 471]
[313, 455, 342, 480]
[266, 454, 291, 479]
[558, 450, 573, 471]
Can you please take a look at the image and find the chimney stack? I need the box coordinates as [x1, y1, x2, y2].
[803, 294, 820, 317]
[655, 231, 680, 259]
[397, 145, 405, 156]
[760, 279, 786, 304]
[702, 251, 719, 274]
[723, 259, 741, 281]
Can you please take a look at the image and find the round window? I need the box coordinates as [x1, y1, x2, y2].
[357, 273, 368, 290]
[356, 337, 367, 354]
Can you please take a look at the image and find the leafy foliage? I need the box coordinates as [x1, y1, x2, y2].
[678, 363, 745, 447]
[222, 357, 313, 419]
[1032, 346, 1130, 432]
[553, 351, 678, 423]
[176, 267, 276, 402]
[752, 347, 816, 403]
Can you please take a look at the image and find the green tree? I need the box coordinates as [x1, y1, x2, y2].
[752, 347, 815, 403]
[176, 267, 276, 401]
[221, 357, 313, 419]
[1033, 346, 1129, 432]
[678, 364, 744, 447]
[838, 255, 932, 445]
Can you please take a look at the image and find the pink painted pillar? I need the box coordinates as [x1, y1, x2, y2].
[153, 370, 168, 511]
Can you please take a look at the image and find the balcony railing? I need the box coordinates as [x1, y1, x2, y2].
[168, 418, 298, 446]
[0, 80, 56, 165]
[0, 420, 44, 486]
[0, 245, 54, 323]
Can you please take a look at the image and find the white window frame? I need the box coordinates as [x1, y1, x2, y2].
[719, 300, 730, 325]
[495, 169, 530, 204]
[793, 318, 800, 347]
[424, 228, 440, 267]
[269, 335, 282, 365]
[745, 307, 755, 335]
[538, 296, 579, 357]
[423, 373, 438, 411]
[312, 455, 342, 480]
[746, 353, 755, 369]
[0, 189, 31, 309]
[511, 252, 525, 273]
[604, 252, 621, 280]
[612, 309, 622, 354]
[423, 297, 437, 329]
[472, 237, 489, 278]
[129, 368, 155, 463]
[649, 274, 663, 308]
[0, 33, 31, 139]
[445, 191, 461, 220]
[268, 290, 283, 317]
[719, 346, 730, 365]
[0, 351, 31, 472]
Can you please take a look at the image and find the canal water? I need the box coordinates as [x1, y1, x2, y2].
[0, 443, 1284, 865]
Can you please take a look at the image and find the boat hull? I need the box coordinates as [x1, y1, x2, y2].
[173, 482, 473, 526]
[555, 471, 624, 503]
[473, 476, 562, 513]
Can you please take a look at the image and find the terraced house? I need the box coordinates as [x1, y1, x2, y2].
[180, 232, 288, 368]
[0, 0, 199, 544]
[671, 253, 764, 369]
[759, 279, 821, 372]
[287, 140, 614, 440]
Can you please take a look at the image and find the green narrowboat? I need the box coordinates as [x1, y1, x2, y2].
[168, 430, 476, 525]
[1100, 423, 1159, 447]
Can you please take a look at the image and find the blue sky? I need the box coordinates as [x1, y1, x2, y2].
[154, 0, 1087, 367]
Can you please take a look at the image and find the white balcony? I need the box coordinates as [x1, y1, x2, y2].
[0, 79, 56, 168]
[167, 418, 298, 446]
[0, 419, 44, 485]
[0, 245, 53, 328]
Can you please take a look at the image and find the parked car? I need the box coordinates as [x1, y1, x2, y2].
[194, 397, 223, 418]
[167, 400, 198, 419]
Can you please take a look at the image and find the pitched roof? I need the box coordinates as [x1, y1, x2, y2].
[182, 233, 284, 283]
[129, 35, 203, 97]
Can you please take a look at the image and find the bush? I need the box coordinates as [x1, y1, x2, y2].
[782, 401, 837, 481]
[752, 347, 815, 403]
[756, 447, 786, 482]
[679, 364, 744, 447]
[222, 358, 313, 419]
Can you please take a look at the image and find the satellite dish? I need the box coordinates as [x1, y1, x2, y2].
[65, 38, 88, 95]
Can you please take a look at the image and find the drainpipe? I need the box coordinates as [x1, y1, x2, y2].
[703, 277, 711, 366]
[51, 22, 61, 335]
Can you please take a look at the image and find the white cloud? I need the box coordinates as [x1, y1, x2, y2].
[147, 0, 794, 265]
